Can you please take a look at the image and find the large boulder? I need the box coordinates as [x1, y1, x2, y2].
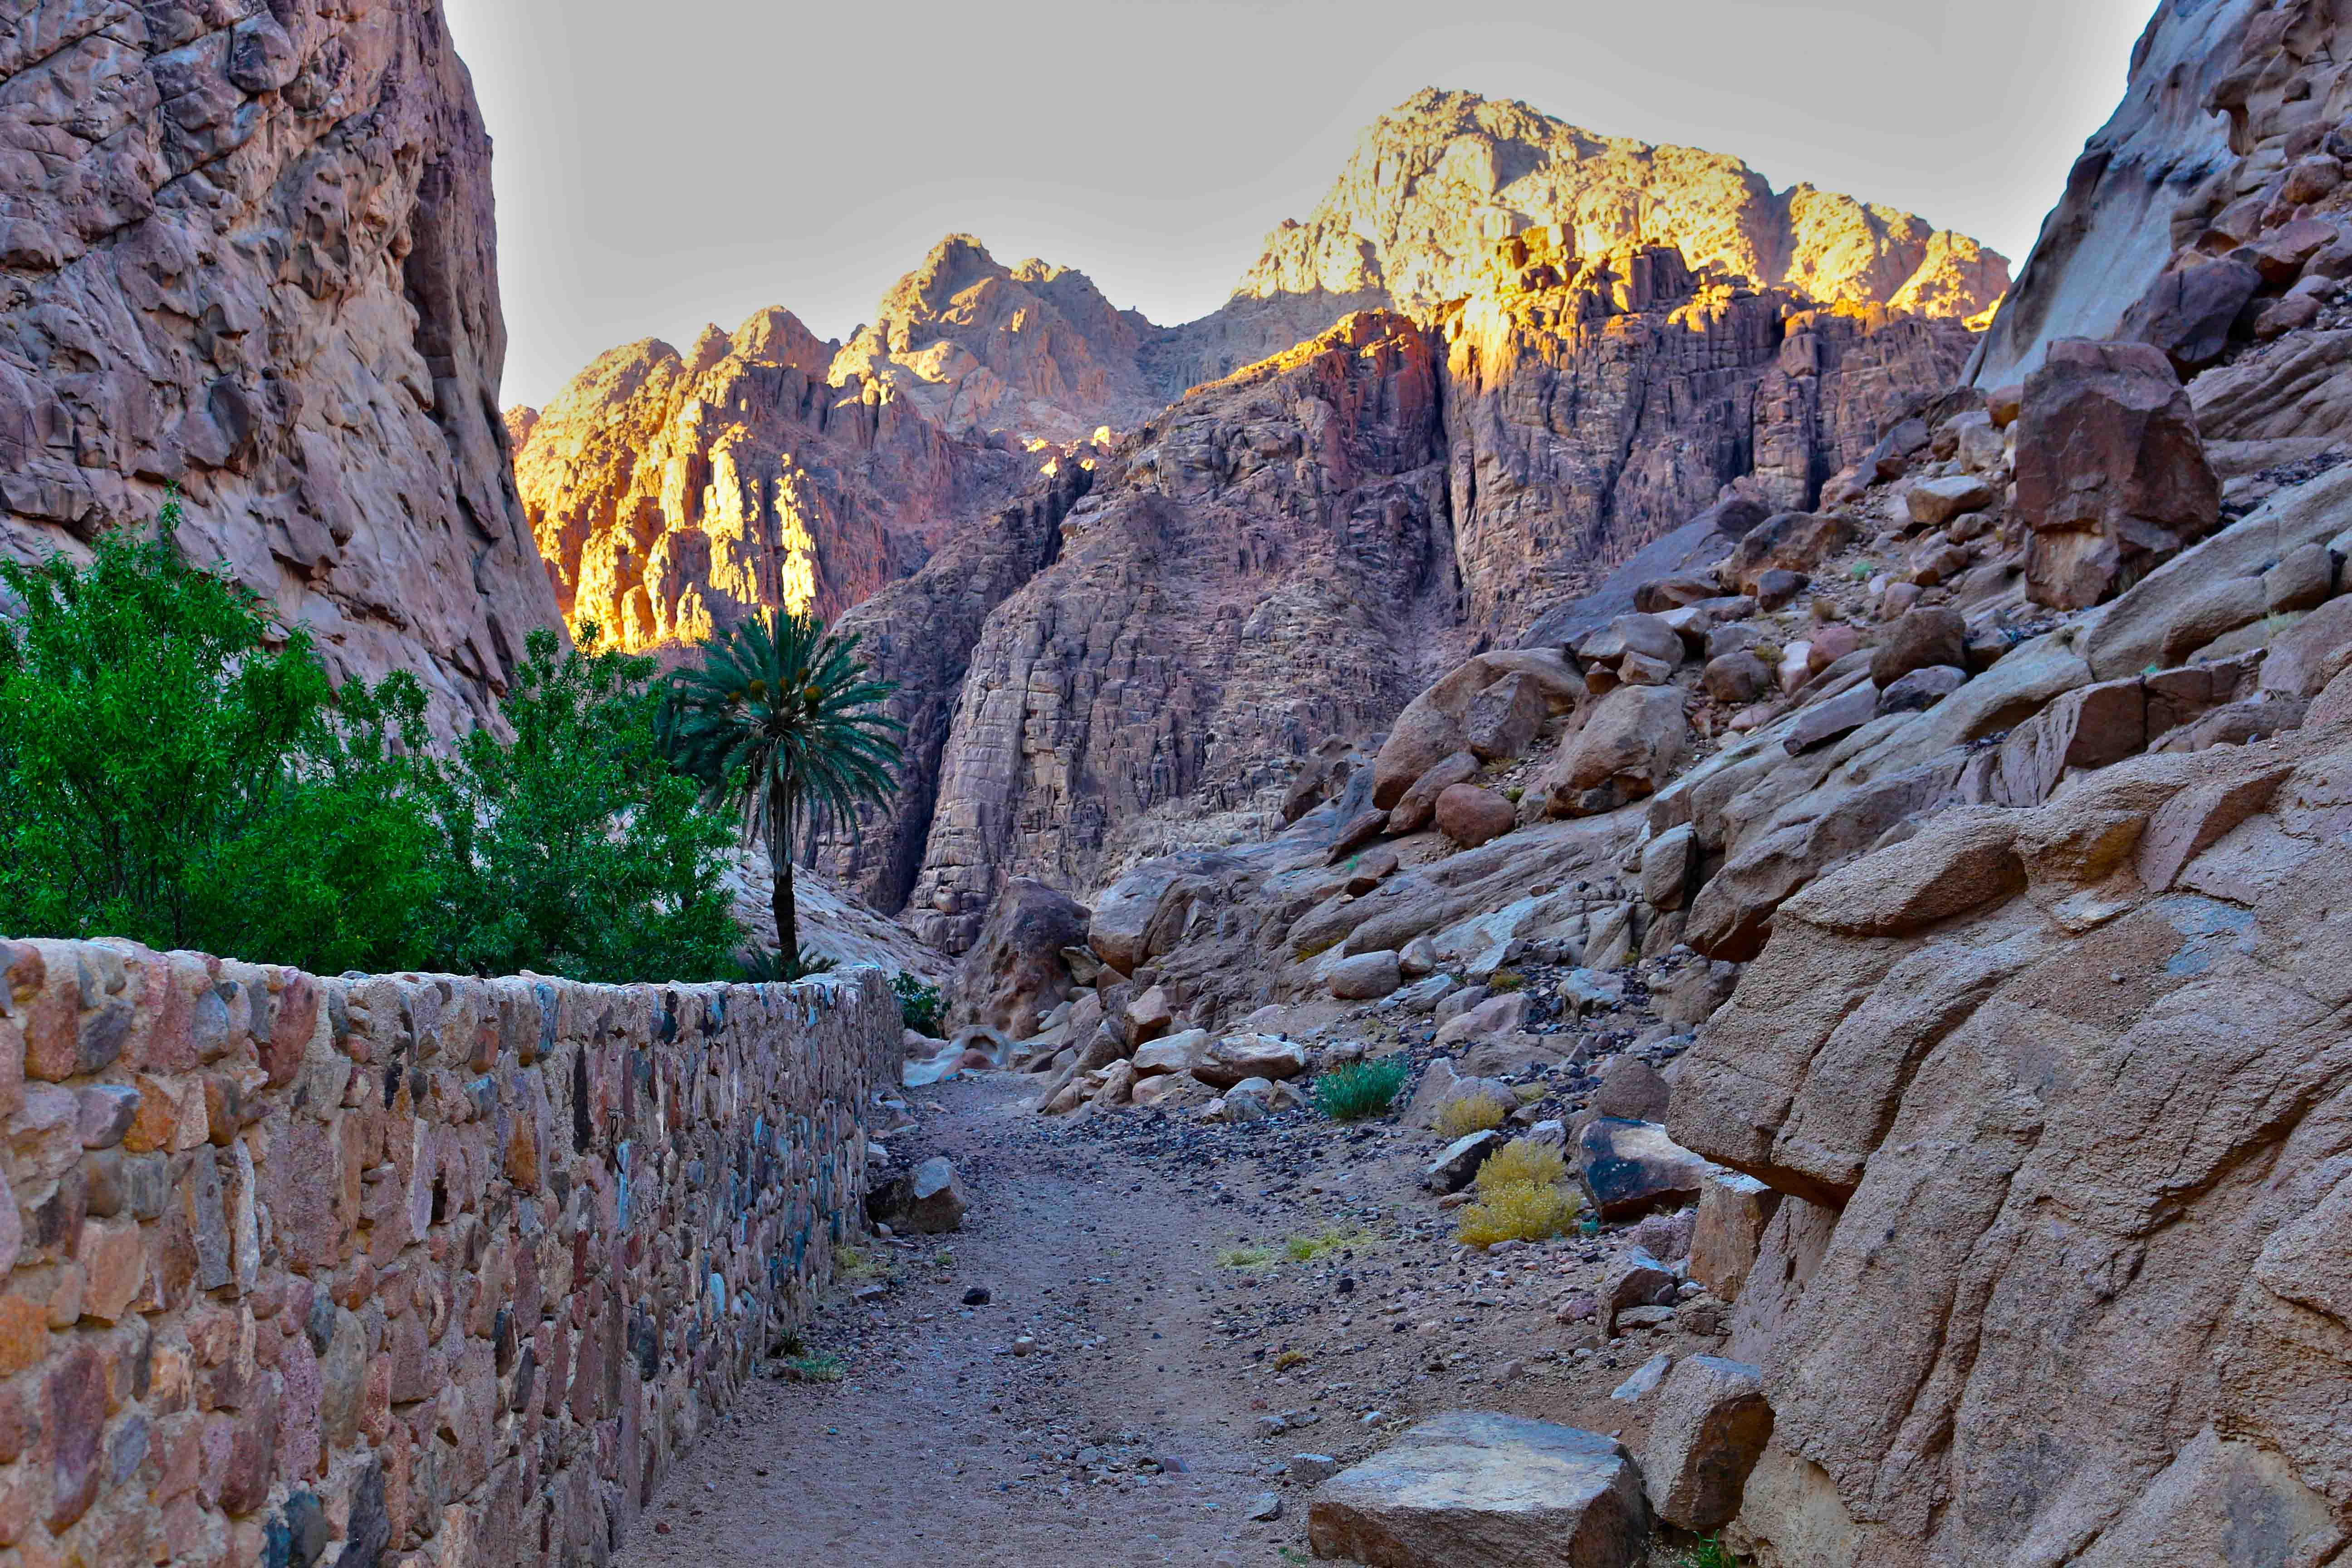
[1640, 1357, 1774, 1531]
[2014, 339, 2220, 610]
[1307, 1412, 1649, 1568]
[1374, 652, 1582, 807]
[1578, 1117, 1712, 1222]
[1541, 685, 1690, 818]
[1725, 512, 1861, 597]
[944, 879, 1093, 1040]
[1436, 784, 1516, 848]
[2121, 256, 2262, 375]
[1870, 606, 1968, 689]
[1194, 1034, 1310, 1089]
[1392, 751, 1482, 833]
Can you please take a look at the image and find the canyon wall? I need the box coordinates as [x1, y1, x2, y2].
[0, 0, 562, 740]
[0, 935, 896, 1568]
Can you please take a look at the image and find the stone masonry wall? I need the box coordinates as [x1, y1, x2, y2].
[0, 937, 899, 1568]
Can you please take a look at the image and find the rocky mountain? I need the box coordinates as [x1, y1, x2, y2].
[510, 303, 1033, 652]
[0, 0, 561, 739]
[1235, 88, 2011, 328]
[515, 90, 2005, 672]
[833, 234, 1166, 443]
[834, 237, 1972, 948]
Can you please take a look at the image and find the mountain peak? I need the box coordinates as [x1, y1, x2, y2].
[1235, 87, 2009, 320]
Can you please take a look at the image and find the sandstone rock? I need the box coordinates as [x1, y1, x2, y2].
[1329, 808, 1396, 865]
[1610, 1353, 1675, 1402]
[1640, 1357, 1774, 1531]
[1436, 785, 1516, 848]
[2264, 541, 2336, 613]
[1607, 1251, 1680, 1319]
[1782, 684, 1880, 755]
[1329, 951, 1405, 1001]
[1777, 809, 2024, 938]
[1195, 1035, 1310, 1089]
[1132, 1030, 1209, 1078]
[1580, 1059, 1665, 1126]
[1125, 985, 1176, 1046]
[1805, 623, 1862, 673]
[1753, 569, 1810, 611]
[1465, 675, 1548, 762]
[1906, 475, 1995, 529]
[1130, 1072, 1213, 1112]
[1392, 752, 1482, 834]
[872, 1157, 968, 1235]
[1875, 665, 1967, 716]
[2122, 257, 2263, 374]
[1870, 606, 1970, 688]
[1690, 1171, 1780, 1302]
[1579, 1118, 1711, 1221]
[1434, 992, 1531, 1049]
[1306, 1411, 1649, 1568]
[1543, 686, 1690, 816]
[1728, 514, 1861, 597]
[1993, 678, 2151, 806]
[1424, 1131, 1506, 1194]
[1703, 652, 1771, 706]
[944, 880, 1093, 1040]
[1640, 825, 1700, 912]
[2014, 340, 2220, 609]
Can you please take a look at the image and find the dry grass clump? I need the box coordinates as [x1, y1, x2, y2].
[1455, 1181, 1582, 1247]
[1434, 1094, 1508, 1138]
[1475, 1139, 1568, 1194]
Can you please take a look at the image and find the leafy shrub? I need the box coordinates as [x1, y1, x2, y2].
[0, 520, 443, 972]
[1455, 1181, 1582, 1247]
[1435, 1094, 1509, 1139]
[1475, 1140, 1567, 1194]
[0, 521, 749, 982]
[1312, 1056, 1411, 1121]
[892, 971, 945, 1036]
[1487, 967, 1527, 992]
[1674, 1534, 1743, 1568]
[742, 945, 836, 983]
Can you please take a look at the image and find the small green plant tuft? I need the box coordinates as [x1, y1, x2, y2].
[892, 971, 944, 1036]
[772, 1327, 805, 1358]
[1674, 1532, 1744, 1568]
[1455, 1181, 1582, 1247]
[1312, 1057, 1411, 1121]
[1283, 1225, 1370, 1263]
[833, 1244, 876, 1280]
[1216, 1245, 1276, 1270]
[779, 1352, 846, 1383]
[1435, 1094, 1509, 1139]
[1487, 967, 1527, 993]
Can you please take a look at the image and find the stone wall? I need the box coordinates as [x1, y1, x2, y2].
[0, 937, 898, 1568]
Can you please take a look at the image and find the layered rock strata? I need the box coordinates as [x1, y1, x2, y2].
[0, 935, 897, 1568]
[0, 0, 562, 738]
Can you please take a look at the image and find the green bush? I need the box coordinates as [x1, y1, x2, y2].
[892, 971, 944, 1036]
[1313, 1056, 1411, 1121]
[0, 518, 747, 982]
[0, 520, 443, 972]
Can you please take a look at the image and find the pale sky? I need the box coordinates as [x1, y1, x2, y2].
[445, 0, 2162, 410]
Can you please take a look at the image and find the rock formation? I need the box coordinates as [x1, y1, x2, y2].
[901, 313, 1462, 951]
[0, 0, 562, 738]
[833, 235, 1165, 443]
[510, 306, 1032, 653]
[1232, 88, 2009, 327]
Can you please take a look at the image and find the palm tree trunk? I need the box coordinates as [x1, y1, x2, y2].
[768, 794, 798, 968]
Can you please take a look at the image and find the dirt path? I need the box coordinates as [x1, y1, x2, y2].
[620, 1063, 1725, 1568]
[617, 1076, 1298, 1568]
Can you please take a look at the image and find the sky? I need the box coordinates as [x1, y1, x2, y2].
[445, 0, 2162, 410]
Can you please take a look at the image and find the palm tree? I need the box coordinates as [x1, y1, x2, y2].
[659, 611, 902, 975]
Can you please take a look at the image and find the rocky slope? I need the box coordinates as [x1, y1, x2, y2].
[1235, 88, 2011, 328]
[0, 0, 561, 738]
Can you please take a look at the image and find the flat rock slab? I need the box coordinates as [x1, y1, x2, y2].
[1308, 1411, 1648, 1567]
